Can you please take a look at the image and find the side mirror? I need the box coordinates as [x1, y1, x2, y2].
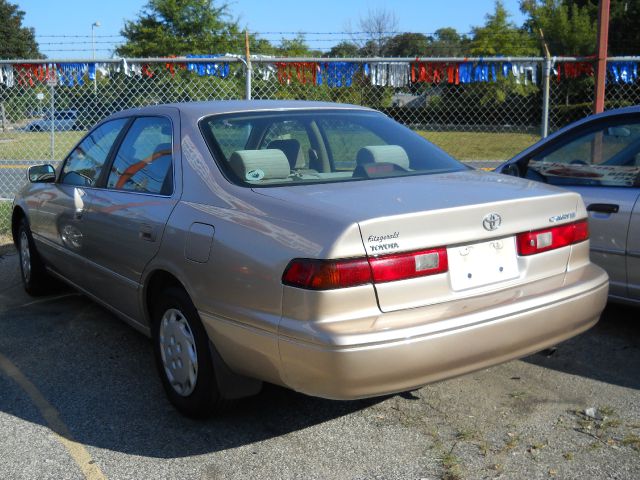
[27, 164, 56, 183]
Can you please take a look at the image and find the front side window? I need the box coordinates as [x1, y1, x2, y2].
[200, 110, 463, 187]
[61, 118, 127, 186]
[527, 119, 640, 187]
[107, 117, 173, 195]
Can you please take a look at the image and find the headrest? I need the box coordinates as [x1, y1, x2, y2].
[356, 145, 410, 170]
[267, 139, 305, 169]
[229, 149, 291, 182]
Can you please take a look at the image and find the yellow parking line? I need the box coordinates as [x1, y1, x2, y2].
[0, 352, 107, 480]
[0, 165, 28, 169]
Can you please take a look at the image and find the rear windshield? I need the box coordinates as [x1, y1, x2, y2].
[200, 110, 465, 187]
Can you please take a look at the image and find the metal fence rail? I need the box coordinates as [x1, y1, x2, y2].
[1, 55, 639, 233]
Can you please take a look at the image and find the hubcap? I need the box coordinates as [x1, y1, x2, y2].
[19, 230, 31, 284]
[159, 308, 198, 396]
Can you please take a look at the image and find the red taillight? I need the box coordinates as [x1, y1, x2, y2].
[516, 220, 589, 256]
[282, 258, 372, 290]
[369, 247, 448, 283]
[282, 247, 448, 290]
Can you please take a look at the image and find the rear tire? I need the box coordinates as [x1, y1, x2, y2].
[152, 286, 224, 418]
[17, 218, 49, 295]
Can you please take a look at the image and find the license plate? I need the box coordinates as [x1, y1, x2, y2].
[448, 237, 519, 291]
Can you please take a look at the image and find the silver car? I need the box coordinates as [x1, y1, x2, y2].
[497, 106, 640, 306]
[12, 101, 608, 417]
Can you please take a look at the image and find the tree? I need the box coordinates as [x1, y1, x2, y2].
[428, 28, 470, 56]
[116, 0, 244, 57]
[561, 0, 640, 55]
[608, 0, 640, 55]
[384, 33, 430, 57]
[520, 0, 596, 55]
[470, 0, 538, 56]
[328, 41, 360, 58]
[276, 34, 317, 57]
[348, 7, 399, 57]
[0, 0, 41, 59]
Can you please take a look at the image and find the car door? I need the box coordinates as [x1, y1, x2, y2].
[628, 199, 640, 301]
[79, 110, 180, 321]
[502, 115, 640, 300]
[30, 118, 129, 283]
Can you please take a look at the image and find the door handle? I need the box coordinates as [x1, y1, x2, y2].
[139, 225, 156, 242]
[587, 203, 619, 214]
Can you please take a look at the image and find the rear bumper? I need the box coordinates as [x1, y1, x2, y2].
[277, 264, 608, 400]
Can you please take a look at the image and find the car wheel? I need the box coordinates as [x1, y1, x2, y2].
[152, 286, 224, 418]
[17, 218, 49, 295]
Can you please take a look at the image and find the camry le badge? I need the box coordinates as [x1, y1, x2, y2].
[483, 213, 502, 231]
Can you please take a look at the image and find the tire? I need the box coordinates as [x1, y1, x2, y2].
[152, 286, 224, 418]
[17, 218, 49, 295]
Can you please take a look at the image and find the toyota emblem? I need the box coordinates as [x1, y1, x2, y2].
[483, 213, 502, 231]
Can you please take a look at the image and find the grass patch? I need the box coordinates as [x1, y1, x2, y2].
[418, 131, 540, 161]
[0, 129, 540, 164]
[441, 451, 463, 480]
[0, 201, 11, 236]
[0, 131, 85, 161]
[622, 434, 640, 451]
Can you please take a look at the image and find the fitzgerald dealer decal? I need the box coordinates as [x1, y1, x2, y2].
[367, 232, 400, 252]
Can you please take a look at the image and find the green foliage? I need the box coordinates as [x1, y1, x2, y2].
[0, 0, 41, 59]
[276, 34, 315, 57]
[429, 28, 470, 56]
[116, 0, 244, 57]
[328, 42, 360, 58]
[471, 0, 538, 55]
[608, 0, 640, 55]
[384, 33, 430, 57]
[521, 0, 596, 55]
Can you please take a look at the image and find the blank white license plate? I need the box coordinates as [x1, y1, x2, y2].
[448, 237, 519, 291]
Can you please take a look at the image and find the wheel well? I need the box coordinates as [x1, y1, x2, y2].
[145, 270, 185, 323]
[11, 206, 25, 248]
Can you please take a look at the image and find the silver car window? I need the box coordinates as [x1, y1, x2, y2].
[107, 117, 173, 195]
[528, 120, 640, 188]
[61, 118, 128, 187]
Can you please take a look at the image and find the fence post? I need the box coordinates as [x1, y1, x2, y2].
[49, 81, 55, 162]
[0, 103, 6, 132]
[541, 58, 551, 138]
[245, 31, 252, 100]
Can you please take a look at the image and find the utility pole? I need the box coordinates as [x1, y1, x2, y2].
[594, 0, 610, 114]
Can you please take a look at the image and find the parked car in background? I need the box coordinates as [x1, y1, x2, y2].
[25, 109, 79, 131]
[12, 101, 608, 417]
[496, 106, 640, 306]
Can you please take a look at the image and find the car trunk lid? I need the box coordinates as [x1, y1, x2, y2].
[259, 171, 584, 312]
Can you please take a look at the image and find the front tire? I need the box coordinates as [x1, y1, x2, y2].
[152, 286, 223, 418]
[17, 218, 49, 295]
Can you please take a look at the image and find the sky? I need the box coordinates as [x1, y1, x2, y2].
[15, 0, 528, 59]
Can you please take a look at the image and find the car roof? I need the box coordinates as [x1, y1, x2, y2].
[106, 100, 376, 119]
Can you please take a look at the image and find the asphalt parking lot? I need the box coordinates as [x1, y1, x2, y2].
[0, 245, 639, 480]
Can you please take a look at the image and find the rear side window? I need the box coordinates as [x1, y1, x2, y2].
[61, 118, 127, 187]
[107, 117, 173, 195]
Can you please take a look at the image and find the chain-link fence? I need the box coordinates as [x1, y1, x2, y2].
[1, 55, 639, 234]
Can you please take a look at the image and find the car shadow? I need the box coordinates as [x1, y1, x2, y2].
[0, 275, 381, 459]
[523, 302, 640, 390]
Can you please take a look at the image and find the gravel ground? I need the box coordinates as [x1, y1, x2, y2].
[0, 247, 638, 480]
